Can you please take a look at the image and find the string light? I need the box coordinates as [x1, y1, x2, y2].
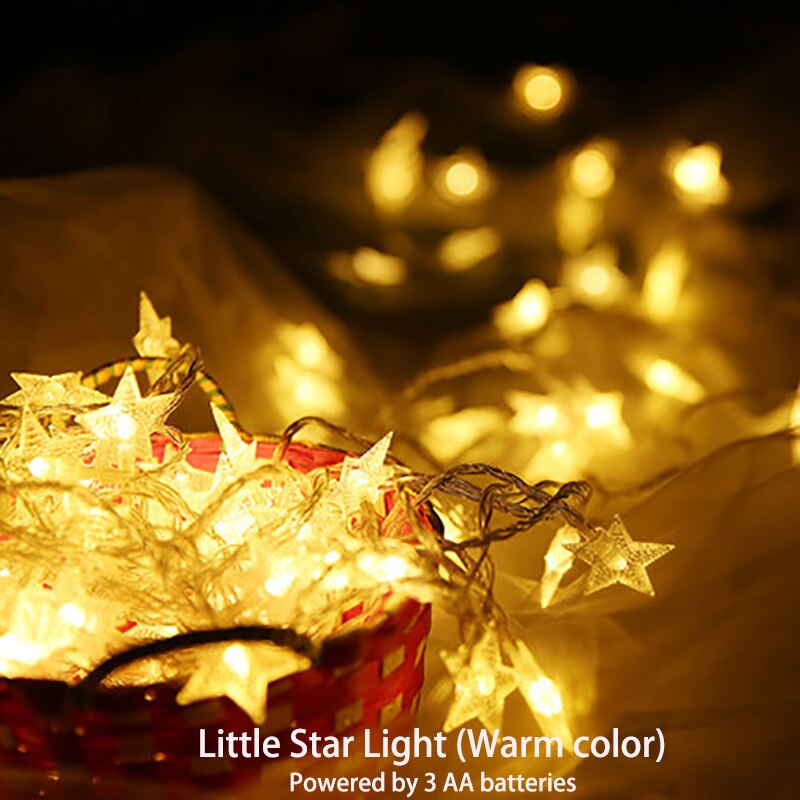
[177, 642, 312, 725]
[642, 240, 689, 322]
[564, 516, 674, 597]
[506, 640, 572, 746]
[493, 279, 552, 337]
[667, 142, 729, 207]
[0, 295, 676, 746]
[421, 407, 506, 462]
[643, 358, 706, 403]
[438, 227, 502, 273]
[512, 64, 570, 118]
[434, 151, 491, 204]
[562, 244, 627, 307]
[133, 292, 181, 359]
[365, 112, 428, 214]
[75, 366, 174, 470]
[790, 383, 800, 464]
[540, 525, 582, 609]
[567, 140, 617, 199]
[339, 246, 408, 287]
[555, 192, 603, 254]
[508, 391, 567, 437]
[441, 630, 517, 732]
[2, 372, 109, 408]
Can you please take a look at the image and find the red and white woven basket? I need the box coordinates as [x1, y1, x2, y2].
[0, 435, 434, 799]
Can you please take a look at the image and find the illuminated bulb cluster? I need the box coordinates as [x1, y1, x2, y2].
[0, 297, 441, 725]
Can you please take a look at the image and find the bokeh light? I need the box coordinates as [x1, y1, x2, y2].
[513, 64, 570, 117]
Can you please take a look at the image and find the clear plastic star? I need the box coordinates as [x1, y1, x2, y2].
[339, 432, 394, 508]
[75, 366, 174, 469]
[211, 405, 260, 480]
[441, 630, 516, 732]
[2, 372, 109, 408]
[539, 525, 582, 609]
[176, 642, 310, 724]
[132, 291, 181, 359]
[564, 515, 674, 596]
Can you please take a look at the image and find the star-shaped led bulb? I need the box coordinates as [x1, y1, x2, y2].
[176, 642, 310, 724]
[2, 372, 109, 409]
[132, 291, 181, 359]
[564, 515, 674, 596]
[441, 629, 516, 732]
[76, 366, 174, 469]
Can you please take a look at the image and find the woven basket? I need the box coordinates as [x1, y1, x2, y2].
[0, 432, 434, 798]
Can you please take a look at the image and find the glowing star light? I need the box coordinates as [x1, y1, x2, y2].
[2, 372, 109, 409]
[76, 366, 174, 469]
[506, 639, 572, 746]
[176, 642, 311, 724]
[211, 404, 259, 479]
[441, 630, 516, 732]
[132, 292, 181, 359]
[493, 280, 552, 337]
[539, 525, 582, 609]
[339, 432, 394, 508]
[564, 515, 674, 597]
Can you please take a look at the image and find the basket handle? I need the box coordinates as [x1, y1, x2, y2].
[67, 623, 365, 711]
[69, 625, 317, 703]
[81, 351, 245, 435]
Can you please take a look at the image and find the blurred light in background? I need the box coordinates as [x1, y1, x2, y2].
[523, 439, 580, 482]
[562, 244, 627, 307]
[568, 140, 617, 199]
[583, 392, 623, 431]
[421, 407, 506, 462]
[330, 247, 408, 286]
[790, 384, 800, 464]
[438, 227, 502, 273]
[365, 112, 428, 214]
[555, 192, 603, 253]
[643, 358, 706, 403]
[642, 240, 689, 322]
[273, 356, 344, 416]
[492, 279, 552, 337]
[667, 142, 729, 207]
[508, 390, 567, 436]
[434, 150, 492, 204]
[278, 322, 342, 376]
[513, 64, 570, 118]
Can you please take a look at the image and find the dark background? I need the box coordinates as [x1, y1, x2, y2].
[1, 3, 799, 369]
[2, 5, 797, 121]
